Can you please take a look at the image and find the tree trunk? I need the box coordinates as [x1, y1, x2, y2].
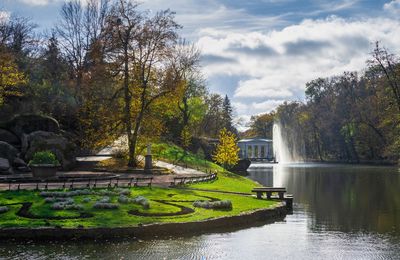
[122, 46, 134, 167]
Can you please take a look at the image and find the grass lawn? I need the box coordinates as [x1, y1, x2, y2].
[0, 143, 275, 229]
[153, 143, 262, 193]
[0, 187, 277, 228]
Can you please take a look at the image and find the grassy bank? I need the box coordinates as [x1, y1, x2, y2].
[0, 143, 276, 230]
[0, 187, 276, 228]
[153, 143, 261, 193]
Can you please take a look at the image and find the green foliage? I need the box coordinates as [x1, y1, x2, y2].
[29, 151, 60, 165]
[244, 112, 275, 138]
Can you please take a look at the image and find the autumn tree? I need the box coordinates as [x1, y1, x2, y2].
[0, 48, 26, 106]
[172, 43, 206, 148]
[213, 128, 240, 169]
[369, 42, 400, 112]
[245, 112, 275, 138]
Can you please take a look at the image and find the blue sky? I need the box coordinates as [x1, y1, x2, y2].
[2, 0, 400, 128]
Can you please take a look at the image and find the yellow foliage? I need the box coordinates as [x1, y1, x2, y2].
[0, 51, 26, 106]
[213, 128, 240, 169]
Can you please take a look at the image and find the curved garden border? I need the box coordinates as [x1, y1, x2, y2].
[0, 203, 287, 240]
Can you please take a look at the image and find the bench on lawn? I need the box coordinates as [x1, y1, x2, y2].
[251, 187, 287, 199]
[171, 176, 186, 186]
[134, 177, 153, 187]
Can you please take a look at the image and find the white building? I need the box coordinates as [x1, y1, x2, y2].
[238, 138, 273, 160]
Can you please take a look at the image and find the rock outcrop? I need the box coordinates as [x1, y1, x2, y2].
[0, 114, 60, 138]
[0, 115, 77, 173]
[23, 131, 76, 170]
[0, 141, 19, 162]
[0, 129, 20, 146]
[0, 158, 11, 174]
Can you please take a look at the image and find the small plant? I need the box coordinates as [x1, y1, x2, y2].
[82, 197, 91, 203]
[118, 195, 150, 209]
[44, 197, 74, 203]
[29, 150, 60, 166]
[0, 206, 9, 213]
[93, 202, 119, 209]
[193, 200, 232, 210]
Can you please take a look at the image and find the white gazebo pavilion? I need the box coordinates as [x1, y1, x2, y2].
[237, 138, 273, 161]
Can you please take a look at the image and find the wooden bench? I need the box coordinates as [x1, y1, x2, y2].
[134, 177, 153, 187]
[171, 177, 186, 186]
[252, 187, 287, 199]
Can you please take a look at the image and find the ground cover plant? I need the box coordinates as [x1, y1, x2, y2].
[0, 187, 277, 228]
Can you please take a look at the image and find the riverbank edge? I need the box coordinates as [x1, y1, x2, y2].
[0, 202, 287, 240]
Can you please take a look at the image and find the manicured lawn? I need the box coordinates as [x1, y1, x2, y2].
[153, 143, 262, 192]
[0, 187, 277, 228]
[0, 143, 274, 229]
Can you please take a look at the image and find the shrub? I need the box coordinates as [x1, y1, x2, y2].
[98, 196, 110, 203]
[50, 199, 81, 210]
[93, 202, 119, 209]
[65, 204, 84, 210]
[44, 197, 74, 203]
[40, 189, 94, 198]
[29, 150, 60, 165]
[118, 195, 150, 209]
[0, 206, 9, 213]
[82, 197, 91, 203]
[133, 196, 150, 209]
[193, 200, 232, 210]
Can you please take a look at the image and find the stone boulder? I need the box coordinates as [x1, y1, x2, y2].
[230, 159, 251, 172]
[0, 141, 19, 162]
[0, 158, 11, 174]
[13, 157, 30, 173]
[23, 131, 76, 170]
[0, 129, 20, 146]
[0, 114, 60, 138]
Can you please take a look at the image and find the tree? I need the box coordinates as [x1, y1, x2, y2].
[246, 112, 275, 138]
[213, 128, 240, 169]
[108, 1, 183, 166]
[0, 48, 26, 106]
[222, 95, 236, 134]
[369, 42, 400, 112]
[56, 0, 109, 104]
[201, 93, 224, 137]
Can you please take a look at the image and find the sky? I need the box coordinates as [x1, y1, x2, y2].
[2, 0, 400, 129]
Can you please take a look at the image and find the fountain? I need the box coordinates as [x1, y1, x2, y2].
[272, 122, 304, 163]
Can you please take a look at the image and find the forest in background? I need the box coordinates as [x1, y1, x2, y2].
[0, 0, 237, 166]
[1, 0, 399, 165]
[244, 43, 400, 163]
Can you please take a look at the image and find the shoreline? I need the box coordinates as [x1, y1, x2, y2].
[0, 203, 287, 241]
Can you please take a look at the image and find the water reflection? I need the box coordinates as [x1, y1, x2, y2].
[247, 163, 400, 234]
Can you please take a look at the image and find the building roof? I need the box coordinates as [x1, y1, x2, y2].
[238, 138, 272, 143]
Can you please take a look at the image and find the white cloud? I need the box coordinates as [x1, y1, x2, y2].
[19, 0, 53, 6]
[384, 0, 400, 15]
[197, 16, 400, 120]
[0, 11, 10, 22]
[18, 0, 93, 6]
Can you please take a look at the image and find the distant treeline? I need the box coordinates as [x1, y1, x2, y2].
[0, 0, 236, 166]
[245, 43, 400, 164]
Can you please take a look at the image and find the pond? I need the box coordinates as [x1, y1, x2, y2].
[0, 164, 399, 259]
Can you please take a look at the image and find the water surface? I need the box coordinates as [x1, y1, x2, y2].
[1, 164, 399, 259]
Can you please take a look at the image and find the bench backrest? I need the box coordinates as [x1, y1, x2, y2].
[252, 187, 286, 192]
